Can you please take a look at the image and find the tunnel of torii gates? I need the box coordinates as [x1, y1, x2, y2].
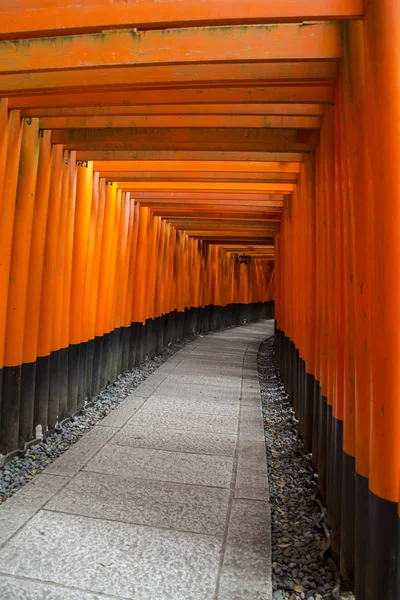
[0, 0, 399, 597]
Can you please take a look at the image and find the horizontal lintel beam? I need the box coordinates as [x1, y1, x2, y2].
[1, 62, 339, 94]
[93, 161, 302, 173]
[78, 151, 305, 162]
[117, 181, 295, 192]
[20, 104, 325, 118]
[9, 86, 334, 109]
[102, 172, 298, 183]
[0, 1, 364, 39]
[41, 115, 321, 130]
[52, 127, 319, 149]
[128, 191, 285, 200]
[0, 24, 342, 74]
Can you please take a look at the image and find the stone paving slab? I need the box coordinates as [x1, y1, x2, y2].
[113, 424, 237, 456]
[98, 396, 148, 428]
[127, 408, 239, 434]
[146, 379, 238, 401]
[0, 320, 274, 600]
[85, 443, 235, 488]
[42, 426, 118, 477]
[218, 499, 273, 600]
[0, 510, 222, 600]
[0, 474, 68, 547]
[0, 577, 120, 600]
[235, 439, 270, 502]
[142, 393, 240, 417]
[46, 471, 231, 535]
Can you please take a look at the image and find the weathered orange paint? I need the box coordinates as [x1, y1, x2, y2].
[101, 172, 298, 183]
[0, 24, 342, 74]
[4, 118, 40, 367]
[69, 161, 93, 345]
[22, 104, 325, 118]
[93, 161, 302, 174]
[0, 0, 364, 37]
[9, 87, 335, 110]
[61, 151, 77, 351]
[37, 145, 64, 357]
[52, 127, 319, 150]
[0, 111, 23, 369]
[41, 115, 321, 130]
[23, 130, 53, 364]
[95, 183, 117, 337]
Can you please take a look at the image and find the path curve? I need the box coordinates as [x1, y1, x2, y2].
[0, 321, 274, 600]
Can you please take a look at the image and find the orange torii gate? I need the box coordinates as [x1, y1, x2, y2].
[0, 2, 399, 599]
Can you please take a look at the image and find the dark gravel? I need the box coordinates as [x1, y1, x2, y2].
[0, 333, 201, 503]
[258, 337, 336, 600]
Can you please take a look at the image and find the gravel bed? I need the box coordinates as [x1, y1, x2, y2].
[258, 337, 337, 600]
[0, 333, 202, 503]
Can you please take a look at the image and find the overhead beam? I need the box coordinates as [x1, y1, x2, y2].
[0, 1, 364, 38]
[164, 222, 278, 229]
[103, 172, 298, 183]
[218, 245, 274, 250]
[21, 104, 325, 118]
[149, 207, 283, 213]
[178, 224, 277, 230]
[117, 182, 295, 192]
[0, 24, 342, 74]
[189, 232, 276, 237]
[144, 202, 283, 210]
[9, 87, 335, 108]
[52, 127, 319, 151]
[133, 200, 283, 207]
[41, 115, 321, 130]
[93, 161, 302, 173]
[1, 62, 339, 94]
[154, 214, 281, 221]
[126, 192, 285, 201]
[78, 151, 305, 162]
[189, 237, 275, 243]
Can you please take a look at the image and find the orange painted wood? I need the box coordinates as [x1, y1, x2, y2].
[88, 177, 106, 342]
[0, 24, 342, 74]
[0, 111, 23, 369]
[9, 87, 335, 109]
[126, 192, 285, 201]
[60, 151, 77, 350]
[82, 171, 100, 343]
[69, 161, 93, 345]
[131, 206, 150, 324]
[105, 188, 122, 334]
[37, 145, 64, 357]
[177, 223, 277, 230]
[80, 151, 305, 162]
[52, 127, 319, 149]
[0, 99, 8, 211]
[126, 202, 140, 326]
[95, 182, 117, 337]
[93, 160, 302, 173]
[1, 63, 339, 94]
[21, 104, 325, 118]
[0, 1, 364, 37]
[4, 118, 40, 367]
[364, 0, 400, 504]
[41, 115, 321, 130]
[150, 211, 281, 219]
[117, 181, 295, 192]
[23, 130, 53, 364]
[51, 149, 71, 354]
[101, 172, 298, 183]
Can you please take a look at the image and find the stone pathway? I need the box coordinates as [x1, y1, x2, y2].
[0, 321, 274, 600]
